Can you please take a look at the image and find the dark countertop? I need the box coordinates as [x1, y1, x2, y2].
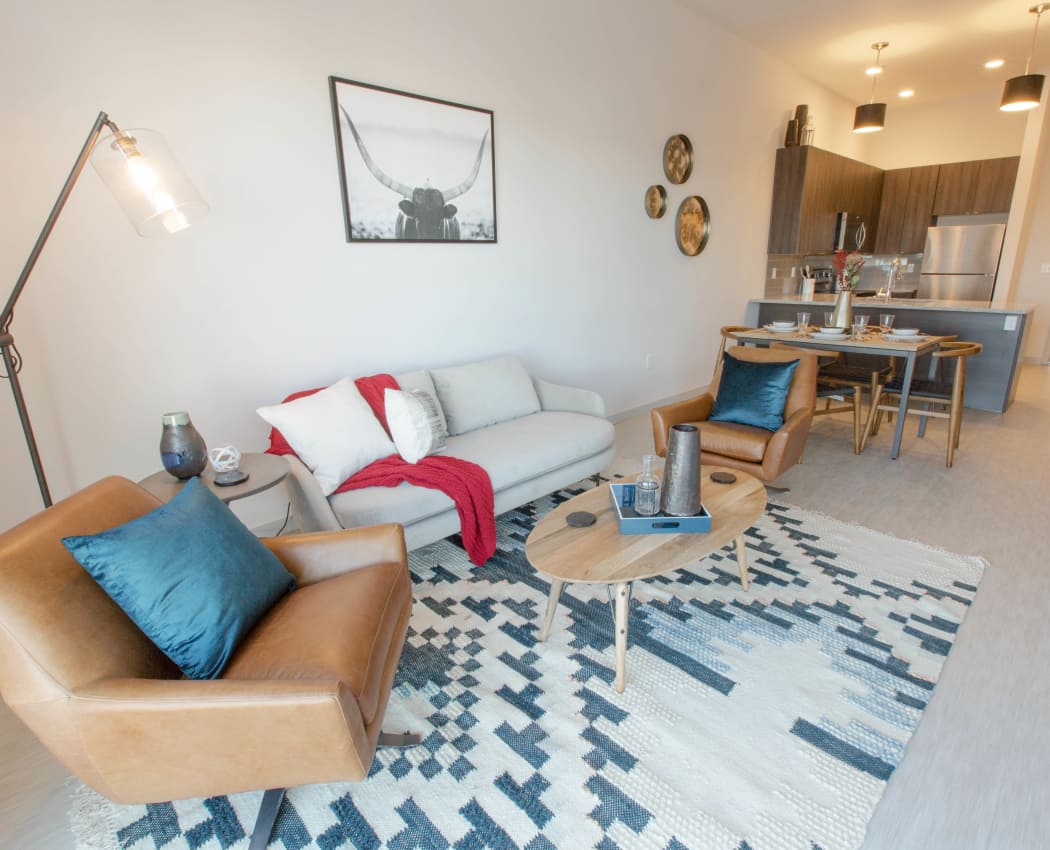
[752, 295, 1035, 315]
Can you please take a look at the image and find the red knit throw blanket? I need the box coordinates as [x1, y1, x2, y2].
[265, 374, 496, 565]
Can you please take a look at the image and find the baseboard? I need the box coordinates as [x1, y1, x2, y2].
[1022, 355, 1050, 365]
[608, 386, 708, 423]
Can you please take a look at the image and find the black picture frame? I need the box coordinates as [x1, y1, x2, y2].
[329, 76, 497, 243]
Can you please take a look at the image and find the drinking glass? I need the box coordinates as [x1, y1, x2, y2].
[851, 315, 869, 339]
[824, 311, 835, 327]
[880, 313, 895, 332]
[796, 311, 811, 331]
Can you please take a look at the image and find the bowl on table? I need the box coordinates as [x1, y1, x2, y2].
[771, 320, 796, 330]
[815, 326, 848, 336]
[889, 327, 920, 337]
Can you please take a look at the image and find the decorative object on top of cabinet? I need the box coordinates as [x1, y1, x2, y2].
[663, 134, 693, 184]
[784, 118, 799, 147]
[644, 185, 667, 219]
[675, 195, 710, 256]
[933, 156, 1020, 215]
[874, 164, 939, 254]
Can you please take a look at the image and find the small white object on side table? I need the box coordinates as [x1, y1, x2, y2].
[137, 452, 290, 505]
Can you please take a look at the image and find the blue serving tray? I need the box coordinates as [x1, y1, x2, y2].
[609, 483, 712, 535]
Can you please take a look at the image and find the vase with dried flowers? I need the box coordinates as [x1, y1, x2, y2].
[830, 250, 866, 327]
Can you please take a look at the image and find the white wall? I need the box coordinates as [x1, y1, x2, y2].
[861, 90, 1027, 169]
[0, 0, 866, 531]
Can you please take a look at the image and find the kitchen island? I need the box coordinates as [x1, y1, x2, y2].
[745, 296, 1035, 412]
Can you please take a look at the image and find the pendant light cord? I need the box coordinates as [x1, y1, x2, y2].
[1025, 6, 1046, 76]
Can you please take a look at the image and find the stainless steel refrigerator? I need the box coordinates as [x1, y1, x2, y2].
[919, 223, 1006, 301]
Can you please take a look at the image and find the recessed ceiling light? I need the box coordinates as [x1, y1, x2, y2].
[899, 89, 915, 98]
[865, 66, 884, 75]
[985, 58, 1006, 69]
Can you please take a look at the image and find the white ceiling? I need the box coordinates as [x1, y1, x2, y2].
[676, 0, 1050, 108]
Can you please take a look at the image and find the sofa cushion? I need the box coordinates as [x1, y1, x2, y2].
[327, 411, 614, 529]
[62, 478, 296, 680]
[393, 369, 448, 435]
[256, 377, 395, 496]
[430, 356, 541, 436]
[223, 560, 410, 726]
[385, 388, 447, 464]
[709, 352, 799, 432]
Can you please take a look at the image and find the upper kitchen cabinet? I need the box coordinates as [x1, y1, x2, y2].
[932, 156, 1020, 215]
[873, 164, 939, 254]
[767, 146, 883, 254]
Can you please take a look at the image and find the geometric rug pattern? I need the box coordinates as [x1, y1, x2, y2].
[70, 478, 986, 850]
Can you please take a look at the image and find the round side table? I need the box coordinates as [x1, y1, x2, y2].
[138, 452, 290, 504]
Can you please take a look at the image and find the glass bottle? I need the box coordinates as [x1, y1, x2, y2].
[635, 454, 661, 517]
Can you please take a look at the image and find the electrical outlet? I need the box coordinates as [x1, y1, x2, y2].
[770, 267, 777, 279]
[906, 264, 915, 272]
[1004, 315, 1019, 331]
[1040, 262, 1050, 274]
[645, 354, 652, 370]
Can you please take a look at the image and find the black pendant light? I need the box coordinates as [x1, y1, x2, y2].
[1001, 4, 1049, 112]
[854, 42, 889, 133]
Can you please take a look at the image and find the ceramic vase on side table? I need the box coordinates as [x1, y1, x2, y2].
[160, 411, 208, 479]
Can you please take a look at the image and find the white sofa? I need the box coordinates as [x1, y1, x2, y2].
[282, 356, 616, 550]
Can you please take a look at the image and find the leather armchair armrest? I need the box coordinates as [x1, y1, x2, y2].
[533, 378, 606, 417]
[650, 393, 714, 456]
[760, 408, 813, 480]
[262, 524, 408, 587]
[69, 677, 370, 802]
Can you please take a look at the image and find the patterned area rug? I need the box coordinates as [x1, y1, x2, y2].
[70, 479, 986, 850]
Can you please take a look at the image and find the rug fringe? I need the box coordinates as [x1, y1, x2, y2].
[67, 780, 122, 850]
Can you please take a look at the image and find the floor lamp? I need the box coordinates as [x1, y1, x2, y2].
[1, 111, 208, 508]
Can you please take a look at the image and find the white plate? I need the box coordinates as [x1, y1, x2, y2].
[888, 330, 920, 337]
[809, 331, 849, 338]
[882, 333, 927, 342]
[814, 329, 848, 336]
[764, 324, 798, 333]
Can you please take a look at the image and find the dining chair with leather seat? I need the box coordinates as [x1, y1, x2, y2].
[862, 340, 983, 467]
[651, 346, 818, 484]
[0, 476, 416, 849]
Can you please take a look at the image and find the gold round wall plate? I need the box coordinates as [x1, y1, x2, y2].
[675, 195, 710, 256]
[663, 134, 693, 184]
[645, 184, 667, 219]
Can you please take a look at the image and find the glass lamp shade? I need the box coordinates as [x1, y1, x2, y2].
[853, 102, 887, 133]
[1000, 74, 1045, 111]
[90, 129, 208, 237]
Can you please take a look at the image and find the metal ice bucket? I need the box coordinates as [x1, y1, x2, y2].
[659, 424, 702, 516]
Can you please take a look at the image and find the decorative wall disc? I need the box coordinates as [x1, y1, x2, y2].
[644, 185, 667, 219]
[675, 195, 710, 256]
[662, 134, 693, 184]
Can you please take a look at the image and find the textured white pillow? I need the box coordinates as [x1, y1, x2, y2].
[256, 377, 395, 496]
[430, 356, 541, 436]
[385, 388, 448, 464]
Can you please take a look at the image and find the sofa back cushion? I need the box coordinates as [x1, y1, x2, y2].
[393, 369, 449, 435]
[429, 356, 541, 436]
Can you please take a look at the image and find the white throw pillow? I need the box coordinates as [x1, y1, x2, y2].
[430, 356, 541, 436]
[256, 377, 395, 496]
[385, 388, 448, 464]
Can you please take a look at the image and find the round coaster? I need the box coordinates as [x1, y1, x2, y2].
[566, 511, 597, 528]
[214, 470, 250, 487]
[710, 471, 737, 484]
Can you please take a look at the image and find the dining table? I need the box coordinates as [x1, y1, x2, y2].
[733, 325, 952, 460]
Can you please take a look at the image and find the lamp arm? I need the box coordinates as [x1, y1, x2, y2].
[1, 111, 118, 333]
[1, 110, 120, 509]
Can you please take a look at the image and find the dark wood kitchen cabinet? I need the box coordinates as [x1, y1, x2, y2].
[873, 164, 939, 254]
[768, 146, 883, 254]
[933, 156, 1019, 215]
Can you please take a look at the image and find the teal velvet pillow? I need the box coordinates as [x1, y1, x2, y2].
[709, 353, 800, 432]
[62, 477, 295, 679]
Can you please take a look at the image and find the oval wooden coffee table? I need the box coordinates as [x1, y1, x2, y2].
[525, 466, 766, 692]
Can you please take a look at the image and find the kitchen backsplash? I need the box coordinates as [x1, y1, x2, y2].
[765, 253, 923, 298]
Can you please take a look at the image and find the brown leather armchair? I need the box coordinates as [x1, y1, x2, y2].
[0, 476, 413, 846]
[651, 347, 818, 483]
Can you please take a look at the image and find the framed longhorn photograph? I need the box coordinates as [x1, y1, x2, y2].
[329, 76, 497, 242]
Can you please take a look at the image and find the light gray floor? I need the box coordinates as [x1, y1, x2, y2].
[3, 364, 1048, 849]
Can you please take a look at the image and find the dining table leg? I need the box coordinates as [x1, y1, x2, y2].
[890, 352, 916, 460]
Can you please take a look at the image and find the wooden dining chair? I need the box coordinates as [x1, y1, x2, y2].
[712, 325, 755, 384]
[861, 341, 982, 467]
[772, 343, 864, 453]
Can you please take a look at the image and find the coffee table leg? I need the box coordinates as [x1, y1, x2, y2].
[735, 535, 750, 591]
[539, 579, 564, 641]
[614, 581, 631, 693]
